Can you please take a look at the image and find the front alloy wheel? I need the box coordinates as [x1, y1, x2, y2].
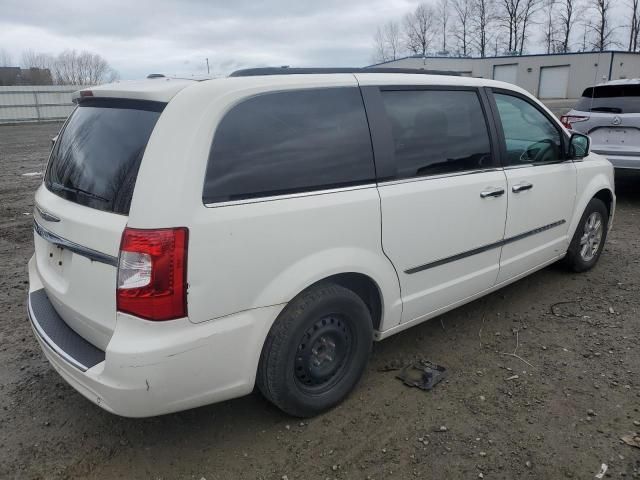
[579, 211, 604, 262]
[566, 197, 609, 272]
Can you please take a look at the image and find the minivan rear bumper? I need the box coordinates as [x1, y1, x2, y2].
[592, 150, 640, 170]
[28, 256, 285, 417]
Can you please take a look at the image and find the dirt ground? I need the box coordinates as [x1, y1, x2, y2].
[1, 122, 639, 480]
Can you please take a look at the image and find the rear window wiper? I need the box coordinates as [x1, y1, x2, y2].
[48, 182, 109, 203]
[590, 107, 623, 114]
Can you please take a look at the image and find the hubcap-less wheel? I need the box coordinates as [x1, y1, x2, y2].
[294, 315, 352, 393]
[257, 282, 373, 417]
[579, 211, 603, 262]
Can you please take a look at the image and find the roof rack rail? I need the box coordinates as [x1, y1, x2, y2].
[229, 67, 461, 77]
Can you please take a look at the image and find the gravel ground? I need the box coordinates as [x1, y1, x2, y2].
[1, 122, 639, 480]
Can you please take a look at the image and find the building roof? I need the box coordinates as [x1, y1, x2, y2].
[0, 66, 52, 86]
[367, 50, 640, 68]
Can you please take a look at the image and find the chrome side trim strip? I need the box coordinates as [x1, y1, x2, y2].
[204, 169, 507, 207]
[33, 220, 119, 267]
[405, 219, 566, 274]
[204, 183, 378, 208]
[376, 168, 503, 187]
[35, 204, 60, 222]
[502, 220, 566, 246]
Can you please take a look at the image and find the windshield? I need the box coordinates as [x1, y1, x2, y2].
[575, 84, 640, 114]
[44, 98, 165, 214]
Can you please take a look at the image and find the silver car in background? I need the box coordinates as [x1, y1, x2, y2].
[561, 79, 640, 170]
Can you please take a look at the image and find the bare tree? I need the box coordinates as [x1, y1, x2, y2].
[493, 33, 505, 55]
[588, 0, 617, 51]
[627, 0, 640, 52]
[557, 0, 578, 52]
[385, 21, 403, 61]
[403, 3, 437, 55]
[579, 19, 590, 50]
[543, 0, 558, 53]
[21, 49, 54, 70]
[437, 0, 452, 53]
[498, 0, 542, 54]
[372, 21, 403, 63]
[500, 0, 522, 53]
[0, 48, 12, 67]
[452, 0, 473, 56]
[51, 50, 118, 85]
[19, 50, 55, 84]
[470, 0, 495, 57]
[373, 27, 388, 63]
[518, 0, 542, 54]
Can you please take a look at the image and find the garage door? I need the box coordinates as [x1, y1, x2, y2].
[493, 64, 518, 84]
[539, 65, 570, 99]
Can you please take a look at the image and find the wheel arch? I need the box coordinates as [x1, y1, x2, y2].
[593, 188, 614, 219]
[300, 272, 384, 332]
[252, 247, 403, 334]
[568, 172, 615, 242]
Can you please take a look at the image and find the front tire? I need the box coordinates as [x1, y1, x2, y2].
[257, 283, 373, 417]
[565, 198, 609, 272]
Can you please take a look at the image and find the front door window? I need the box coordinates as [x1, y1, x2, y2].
[494, 93, 563, 166]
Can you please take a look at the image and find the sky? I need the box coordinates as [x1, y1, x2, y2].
[0, 0, 629, 80]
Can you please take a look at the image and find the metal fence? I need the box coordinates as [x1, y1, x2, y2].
[0, 85, 85, 124]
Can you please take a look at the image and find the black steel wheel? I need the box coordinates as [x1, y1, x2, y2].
[257, 283, 373, 417]
[294, 314, 353, 393]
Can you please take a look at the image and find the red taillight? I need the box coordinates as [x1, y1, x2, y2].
[117, 227, 188, 321]
[560, 115, 588, 129]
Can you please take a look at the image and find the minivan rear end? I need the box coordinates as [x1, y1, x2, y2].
[28, 80, 283, 417]
[562, 81, 640, 170]
[33, 98, 163, 352]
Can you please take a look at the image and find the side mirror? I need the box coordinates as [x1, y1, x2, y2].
[569, 133, 590, 159]
[50, 135, 58, 149]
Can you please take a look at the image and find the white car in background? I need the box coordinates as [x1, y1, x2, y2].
[561, 79, 640, 170]
[28, 68, 615, 418]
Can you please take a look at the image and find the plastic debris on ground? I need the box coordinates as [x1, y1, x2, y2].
[395, 360, 447, 391]
[595, 463, 608, 479]
[621, 434, 640, 449]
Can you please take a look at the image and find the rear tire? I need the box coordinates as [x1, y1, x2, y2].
[257, 283, 373, 417]
[565, 198, 609, 272]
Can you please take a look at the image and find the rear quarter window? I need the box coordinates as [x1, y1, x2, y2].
[45, 98, 164, 215]
[203, 87, 375, 204]
[575, 84, 640, 113]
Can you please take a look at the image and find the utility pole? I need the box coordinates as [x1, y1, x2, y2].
[205, 58, 210, 75]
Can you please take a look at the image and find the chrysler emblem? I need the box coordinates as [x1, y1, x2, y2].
[612, 116, 622, 126]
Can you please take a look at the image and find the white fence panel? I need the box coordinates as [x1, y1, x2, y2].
[0, 85, 86, 124]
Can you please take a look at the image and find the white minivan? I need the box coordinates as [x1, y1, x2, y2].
[28, 68, 615, 417]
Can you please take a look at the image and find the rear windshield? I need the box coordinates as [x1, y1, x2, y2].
[575, 84, 640, 114]
[45, 98, 165, 214]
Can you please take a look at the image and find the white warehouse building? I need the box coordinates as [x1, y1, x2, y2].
[369, 51, 640, 114]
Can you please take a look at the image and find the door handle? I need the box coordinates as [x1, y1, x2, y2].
[512, 182, 533, 193]
[480, 187, 505, 198]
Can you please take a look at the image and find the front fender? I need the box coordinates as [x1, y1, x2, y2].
[568, 157, 615, 241]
